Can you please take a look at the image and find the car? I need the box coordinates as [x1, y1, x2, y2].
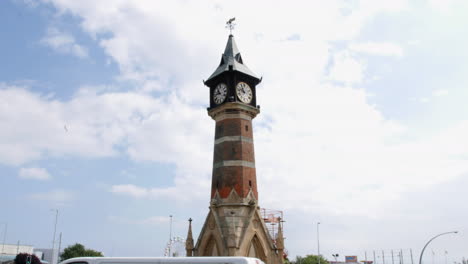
[59, 257, 265, 264]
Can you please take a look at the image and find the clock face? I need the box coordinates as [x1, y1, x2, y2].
[236, 82, 252, 103]
[213, 83, 228, 104]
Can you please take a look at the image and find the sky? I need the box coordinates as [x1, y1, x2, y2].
[0, 0, 467, 263]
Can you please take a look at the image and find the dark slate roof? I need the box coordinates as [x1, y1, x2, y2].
[206, 34, 260, 82]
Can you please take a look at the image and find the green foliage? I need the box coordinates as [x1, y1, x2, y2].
[60, 243, 103, 261]
[293, 255, 329, 264]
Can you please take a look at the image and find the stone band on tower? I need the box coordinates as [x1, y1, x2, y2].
[186, 33, 284, 264]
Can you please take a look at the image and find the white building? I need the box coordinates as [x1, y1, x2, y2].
[0, 243, 34, 263]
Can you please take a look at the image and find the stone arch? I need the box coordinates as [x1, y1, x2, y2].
[203, 235, 220, 256]
[247, 234, 267, 262]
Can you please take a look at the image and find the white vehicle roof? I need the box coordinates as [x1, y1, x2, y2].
[60, 257, 265, 264]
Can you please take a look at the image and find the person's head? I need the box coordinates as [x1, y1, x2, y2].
[14, 253, 42, 264]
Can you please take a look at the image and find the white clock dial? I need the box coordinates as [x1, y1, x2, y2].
[236, 82, 252, 103]
[213, 83, 228, 104]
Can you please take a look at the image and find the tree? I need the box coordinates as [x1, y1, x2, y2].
[293, 255, 330, 264]
[60, 243, 103, 261]
[14, 253, 42, 264]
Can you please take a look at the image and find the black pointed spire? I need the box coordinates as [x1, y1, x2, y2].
[206, 35, 260, 83]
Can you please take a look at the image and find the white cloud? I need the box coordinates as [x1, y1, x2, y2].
[41, 27, 88, 58]
[419, 97, 430, 103]
[349, 42, 404, 57]
[5, 0, 466, 218]
[417, 89, 449, 103]
[428, 0, 467, 14]
[110, 183, 206, 202]
[328, 51, 365, 84]
[29, 189, 75, 205]
[432, 89, 449, 97]
[111, 184, 148, 198]
[138, 216, 170, 225]
[18, 167, 51, 180]
[108, 215, 180, 227]
[0, 84, 118, 165]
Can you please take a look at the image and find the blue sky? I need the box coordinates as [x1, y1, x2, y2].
[1, 0, 468, 263]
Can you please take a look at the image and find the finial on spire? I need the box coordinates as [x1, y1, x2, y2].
[186, 218, 194, 256]
[226, 17, 236, 35]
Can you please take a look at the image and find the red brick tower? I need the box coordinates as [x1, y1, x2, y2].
[187, 34, 284, 264]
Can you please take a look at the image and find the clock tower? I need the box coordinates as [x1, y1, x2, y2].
[186, 33, 284, 264]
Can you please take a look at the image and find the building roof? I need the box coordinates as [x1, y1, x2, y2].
[206, 34, 260, 82]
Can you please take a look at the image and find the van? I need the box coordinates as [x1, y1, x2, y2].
[59, 257, 265, 264]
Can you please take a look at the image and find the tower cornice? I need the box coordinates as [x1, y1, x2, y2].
[208, 102, 260, 120]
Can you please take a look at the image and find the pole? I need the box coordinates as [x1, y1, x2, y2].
[374, 251, 376, 264]
[317, 222, 321, 264]
[58, 232, 62, 263]
[1, 223, 7, 261]
[411, 249, 414, 264]
[383, 250, 386, 264]
[419, 231, 458, 264]
[51, 209, 59, 264]
[169, 215, 173, 257]
[392, 250, 395, 264]
[401, 249, 404, 264]
[332, 254, 339, 264]
[366, 251, 368, 263]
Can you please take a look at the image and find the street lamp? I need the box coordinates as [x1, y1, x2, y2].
[333, 254, 340, 264]
[51, 209, 59, 264]
[169, 215, 173, 257]
[1, 223, 7, 262]
[419, 231, 458, 264]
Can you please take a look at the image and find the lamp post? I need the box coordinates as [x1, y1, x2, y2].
[333, 254, 340, 264]
[51, 209, 59, 264]
[419, 231, 458, 264]
[1, 223, 7, 262]
[169, 215, 173, 257]
[317, 222, 321, 264]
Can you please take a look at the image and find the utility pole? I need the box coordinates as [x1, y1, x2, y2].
[57, 232, 62, 262]
[317, 222, 321, 264]
[51, 209, 59, 264]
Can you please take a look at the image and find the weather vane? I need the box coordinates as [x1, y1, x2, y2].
[226, 17, 236, 35]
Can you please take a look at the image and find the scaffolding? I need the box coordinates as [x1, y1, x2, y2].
[260, 208, 284, 244]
